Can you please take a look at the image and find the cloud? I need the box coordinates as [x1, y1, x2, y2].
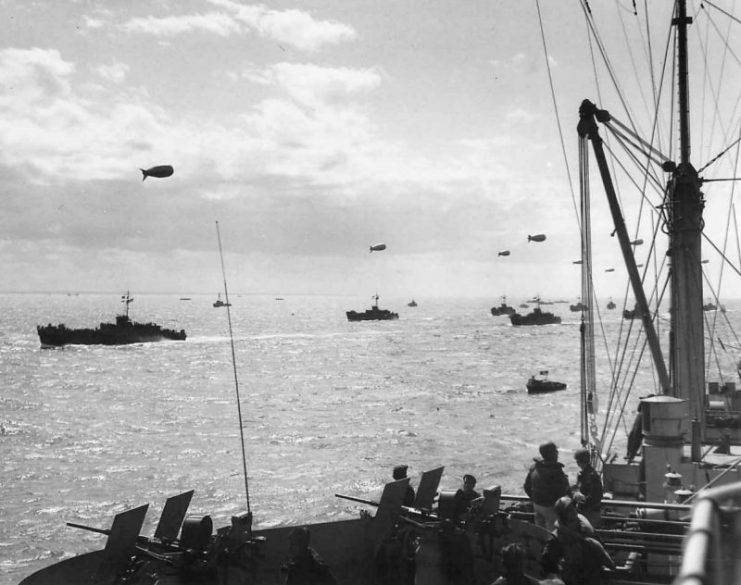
[123, 11, 241, 37]
[0, 48, 167, 181]
[208, 1, 357, 51]
[505, 107, 539, 123]
[245, 62, 382, 107]
[83, 15, 105, 29]
[0, 45, 529, 278]
[0, 46, 512, 203]
[0, 47, 75, 100]
[119, 3, 356, 52]
[94, 62, 130, 84]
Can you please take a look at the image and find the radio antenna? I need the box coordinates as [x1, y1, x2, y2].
[215, 220, 250, 513]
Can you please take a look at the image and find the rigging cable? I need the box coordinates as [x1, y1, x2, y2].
[701, 0, 741, 27]
[215, 220, 251, 514]
[607, 116, 672, 165]
[695, 2, 737, 171]
[534, 0, 579, 228]
[698, 134, 741, 173]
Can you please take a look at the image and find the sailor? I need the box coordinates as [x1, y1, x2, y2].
[282, 527, 337, 585]
[373, 466, 418, 585]
[571, 449, 603, 528]
[488, 543, 539, 585]
[523, 442, 569, 531]
[393, 464, 416, 507]
[540, 497, 614, 585]
[453, 474, 481, 520]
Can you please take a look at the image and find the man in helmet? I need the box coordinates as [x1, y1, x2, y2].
[571, 449, 603, 528]
[540, 497, 614, 585]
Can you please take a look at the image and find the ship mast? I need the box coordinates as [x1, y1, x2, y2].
[669, 0, 705, 457]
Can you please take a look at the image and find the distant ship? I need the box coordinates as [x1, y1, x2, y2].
[37, 293, 186, 347]
[407, 299, 418, 307]
[607, 299, 616, 310]
[623, 305, 639, 320]
[346, 294, 399, 321]
[569, 300, 587, 312]
[509, 297, 561, 326]
[213, 293, 231, 308]
[526, 371, 567, 394]
[490, 296, 516, 316]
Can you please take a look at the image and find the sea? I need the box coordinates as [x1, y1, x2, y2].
[3, 292, 727, 585]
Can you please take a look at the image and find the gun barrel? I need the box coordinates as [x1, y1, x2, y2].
[66, 522, 111, 536]
[334, 494, 380, 507]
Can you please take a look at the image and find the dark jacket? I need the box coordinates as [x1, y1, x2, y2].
[454, 488, 480, 519]
[523, 459, 569, 507]
[540, 516, 613, 585]
[284, 548, 337, 585]
[403, 485, 416, 507]
[574, 465, 603, 513]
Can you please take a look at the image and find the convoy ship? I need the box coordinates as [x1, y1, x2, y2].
[346, 293, 399, 321]
[37, 293, 186, 347]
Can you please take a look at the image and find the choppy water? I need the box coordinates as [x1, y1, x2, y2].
[5, 293, 731, 585]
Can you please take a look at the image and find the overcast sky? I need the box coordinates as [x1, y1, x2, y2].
[1, 1, 739, 299]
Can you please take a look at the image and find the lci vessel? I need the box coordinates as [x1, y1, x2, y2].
[37, 293, 186, 347]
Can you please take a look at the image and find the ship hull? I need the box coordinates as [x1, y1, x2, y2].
[37, 324, 187, 347]
[526, 380, 567, 394]
[509, 311, 561, 326]
[18, 515, 551, 585]
[346, 309, 399, 321]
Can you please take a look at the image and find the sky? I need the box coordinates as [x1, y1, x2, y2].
[1, 1, 740, 300]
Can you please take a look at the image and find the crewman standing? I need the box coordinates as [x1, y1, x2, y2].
[523, 442, 569, 531]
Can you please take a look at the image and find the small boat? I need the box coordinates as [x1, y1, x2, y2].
[606, 299, 616, 310]
[490, 295, 515, 316]
[407, 299, 417, 307]
[509, 297, 561, 326]
[179, 297, 192, 301]
[623, 305, 639, 320]
[213, 293, 231, 308]
[37, 293, 187, 347]
[703, 301, 717, 311]
[346, 294, 398, 321]
[569, 300, 587, 312]
[526, 371, 567, 394]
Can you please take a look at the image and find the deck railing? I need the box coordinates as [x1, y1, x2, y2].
[674, 481, 741, 585]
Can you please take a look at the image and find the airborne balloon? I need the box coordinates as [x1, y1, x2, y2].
[369, 243, 387, 252]
[497, 250, 510, 257]
[140, 165, 174, 181]
[528, 234, 546, 242]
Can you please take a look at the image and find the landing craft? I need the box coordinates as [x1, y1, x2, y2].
[528, 234, 546, 242]
[369, 243, 386, 252]
[140, 165, 174, 181]
[498, 250, 510, 257]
